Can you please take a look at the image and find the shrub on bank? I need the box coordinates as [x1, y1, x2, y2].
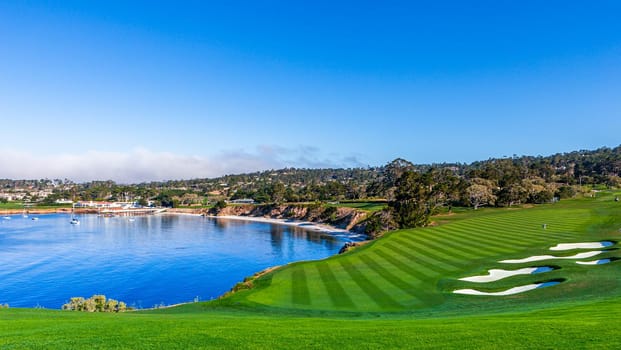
[62, 295, 130, 312]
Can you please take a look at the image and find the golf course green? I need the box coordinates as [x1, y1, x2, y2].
[1, 191, 620, 349]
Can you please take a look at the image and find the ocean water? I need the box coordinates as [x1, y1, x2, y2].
[0, 213, 348, 309]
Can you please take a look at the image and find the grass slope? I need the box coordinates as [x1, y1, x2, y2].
[1, 192, 620, 349]
[237, 194, 620, 314]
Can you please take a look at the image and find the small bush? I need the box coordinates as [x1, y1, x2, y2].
[62, 295, 128, 312]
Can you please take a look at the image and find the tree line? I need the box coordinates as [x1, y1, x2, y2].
[4, 146, 621, 217]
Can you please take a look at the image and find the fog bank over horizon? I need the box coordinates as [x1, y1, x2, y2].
[0, 147, 366, 184]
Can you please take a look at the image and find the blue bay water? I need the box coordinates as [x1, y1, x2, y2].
[0, 213, 347, 309]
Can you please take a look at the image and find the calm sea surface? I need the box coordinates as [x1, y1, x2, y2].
[0, 213, 353, 309]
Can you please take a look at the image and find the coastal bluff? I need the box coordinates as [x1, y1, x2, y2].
[203, 204, 368, 233]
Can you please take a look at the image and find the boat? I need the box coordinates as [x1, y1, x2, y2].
[2, 216, 10, 220]
[70, 203, 80, 225]
[31, 217, 39, 221]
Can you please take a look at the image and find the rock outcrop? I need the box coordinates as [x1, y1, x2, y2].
[205, 204, 368, 232]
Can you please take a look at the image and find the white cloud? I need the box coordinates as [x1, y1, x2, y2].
[0, 146, 365, 183]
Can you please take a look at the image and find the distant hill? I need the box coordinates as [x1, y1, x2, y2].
[2, 145, 620, 208]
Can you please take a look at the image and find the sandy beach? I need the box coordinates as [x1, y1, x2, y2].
[204, 215, 367, 241]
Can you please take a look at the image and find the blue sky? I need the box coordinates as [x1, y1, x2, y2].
[1, 1, 620, 182]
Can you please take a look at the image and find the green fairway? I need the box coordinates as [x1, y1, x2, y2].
[237, 194, 620, 314]
[1, 192, 620, 348]
[2, 298, 621, 349]
[327, 201, 387, 212]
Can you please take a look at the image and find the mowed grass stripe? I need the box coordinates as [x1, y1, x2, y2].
[448, 222, 543, 244]
[438, 227, 532, 249]
[291, 267, 311, 306]
[338, 259, 403, 309]
[456, 221, 576, 241]
[482, 211, 591, 226]
[388, 237, 471, 270]
[454, 220, 575, 241]
[439, 226, 535, 250]
[358, 254, 422, 301]
[399, 229, 512, 257]
[481, 215, 585, 229]
[391, 235, 475, 264]
[315, 263, 355, 309]
[480, 217, 583, 238]
[425, 226, 529, 252]
[397, 230, 499, 259]
[373, 249, 431, 283]
[382, 242, 458, 274]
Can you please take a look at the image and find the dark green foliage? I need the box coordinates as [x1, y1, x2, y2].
[386, 169, 462, 228]
[556, 185, 577, 199]
[388, 171, 433, 228]
[530, 189, 554, 204]
[319, 206, 338, 221]
[214, 200, 227, 210]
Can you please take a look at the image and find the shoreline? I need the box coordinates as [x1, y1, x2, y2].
[0, 208, 72, 215]
[204, 215, 367, 241]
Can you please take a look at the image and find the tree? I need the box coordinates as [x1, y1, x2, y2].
[555, 186, 576, 199]
[465, 179, 496, 210]
[388, 171, 433, 228]
[268, 182, 286, 203]
[214, 200, 227, 210]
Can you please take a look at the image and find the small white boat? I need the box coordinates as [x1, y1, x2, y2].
[2, 216, 11, 220]
[31, 217, 39, 221]
[70, 203, 79, 225]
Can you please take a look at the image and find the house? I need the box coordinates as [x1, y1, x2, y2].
[228, 198, 255, 204]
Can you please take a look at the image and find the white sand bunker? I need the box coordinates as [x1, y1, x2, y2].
[500, 251, 603, 263]
[550, 241, 614, 251]
[459, 266, 553, 283]
[576, 258, 612, 265]
[454, 281, 561, 296]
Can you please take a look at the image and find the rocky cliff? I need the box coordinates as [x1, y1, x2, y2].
[204, 204, 368, 232]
